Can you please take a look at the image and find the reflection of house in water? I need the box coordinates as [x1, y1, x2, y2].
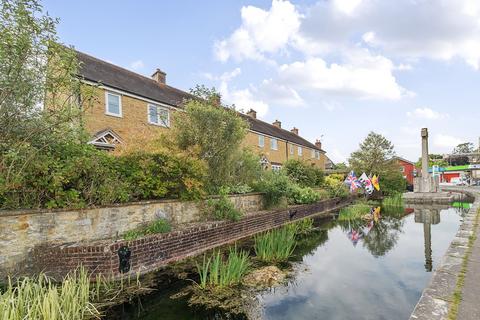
[412, 206, 442, 272]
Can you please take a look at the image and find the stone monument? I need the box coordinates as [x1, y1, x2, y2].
[413, 128, 439, 193]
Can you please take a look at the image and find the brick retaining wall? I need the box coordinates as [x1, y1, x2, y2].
[31, 197, 354, 279]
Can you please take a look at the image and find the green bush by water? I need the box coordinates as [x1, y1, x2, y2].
[254, 226, 297, 263]
[196, 247, 251, 289]
[338, 202, 372, 221]
[205, 188, 243, 222]
[123, 218, 172, 241]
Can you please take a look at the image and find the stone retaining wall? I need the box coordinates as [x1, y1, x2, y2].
[30, 197, 355, 279]
[409, 187, 480, 319]
[0, 193, 263, 278]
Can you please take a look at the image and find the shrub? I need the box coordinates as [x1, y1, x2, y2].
[282, 159, 324, 187]
[123, 218, 172, 241]
[205, 188, 243, 221]
[254, 171, 294, 208]
[288, 185, 320, 204]
[323, 174, 350, 199]
[254, 226, 297, 263]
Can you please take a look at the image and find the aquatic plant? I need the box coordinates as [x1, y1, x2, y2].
[0, 269, 98, 320]
[196, 247, 251, 289]
[338, 203, 372, 221]
[254, 226, 297, 263]
[290, 218, 315, 236]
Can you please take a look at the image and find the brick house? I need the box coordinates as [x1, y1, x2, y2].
[76, 51, 326, 170]
[394, 156, 416, 186]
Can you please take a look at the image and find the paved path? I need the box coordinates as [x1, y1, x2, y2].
[410, 187, 480, 320]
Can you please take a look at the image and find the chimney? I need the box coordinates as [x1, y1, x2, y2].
[246, 109, 257, 119]
[291, 127, 299, 135]
[315, 139, 322, 149]
[272, 120, 281, 128]
[151, 68, 166, 84]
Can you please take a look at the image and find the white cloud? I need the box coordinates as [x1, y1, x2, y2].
[407, 108, 449, 120]
[130, 60, 145, 71]
[333, 0, 364, 15]
[257, 79, 304, 107]
[434, 134, 463, 148]
[276, 49, 409, 100]
[214, 0, 301, 62]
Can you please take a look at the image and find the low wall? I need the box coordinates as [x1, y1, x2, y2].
[30, 197, 355, 279]
[0, 193, 263, 278]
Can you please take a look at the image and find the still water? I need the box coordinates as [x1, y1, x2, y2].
[112, 205, 467, 320]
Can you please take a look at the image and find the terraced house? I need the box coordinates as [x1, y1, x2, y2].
[76, 51, 327, 170]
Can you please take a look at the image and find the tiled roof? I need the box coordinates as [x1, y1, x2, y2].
[76, 50, 323, 152]
[77, 51, 193, 107]
[239, 114, 323, 151]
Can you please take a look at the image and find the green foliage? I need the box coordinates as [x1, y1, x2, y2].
[254, 171, 293, 208]
[291, 218, 315, 236]
[169, 86, 250, 193]
[415, 154, 448, 168]
[382, 193, 404, 207]
[205, 188, 243, 221]
[196, 247, 250, 289]
[452, 142, 475, 154]
[254, 226, 297, 263]
[282, 159, 325, 187]
[338, 203, 372, 221]
[288, 184, 321, 204]
[380, 168, 406, 196]
[323, 174, 350, 198]
[123, 218, 172, 241]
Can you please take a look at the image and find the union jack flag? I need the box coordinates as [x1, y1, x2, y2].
[344, 171, 362, 192]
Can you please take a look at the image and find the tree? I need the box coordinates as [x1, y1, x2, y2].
[349, 132, 405, 194]
[168, 86, 253, 192]
[333, 162, 348, 170]
[415, 154, 448, 168]
[452, 142, 474, 154]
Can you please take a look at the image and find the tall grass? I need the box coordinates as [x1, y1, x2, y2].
[254, 226, 297, 263]
[338, 203, 372, 221]
[196, 246, 250, 289]
[291, 218, 314, 235]
[382, 193, 404, 207]
[0, 269, 98, 320]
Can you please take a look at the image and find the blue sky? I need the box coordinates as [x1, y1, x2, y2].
[43, 0, 480, 163]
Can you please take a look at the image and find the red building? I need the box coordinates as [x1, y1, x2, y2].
[394, 156, 416, 186]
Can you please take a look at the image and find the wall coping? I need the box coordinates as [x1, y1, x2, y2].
[0, 191, 266, 218]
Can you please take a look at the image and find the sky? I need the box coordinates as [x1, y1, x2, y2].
[42, 0, 480, 163]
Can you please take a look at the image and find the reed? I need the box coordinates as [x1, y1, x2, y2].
[195, 246, 250, 289]
[382, 193, 404, 207]
[338, 203, 372, 221]
[291, 218, 314, 235]
[254, 226, 297, 263]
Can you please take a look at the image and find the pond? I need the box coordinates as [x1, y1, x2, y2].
[108, 203, 469, 320]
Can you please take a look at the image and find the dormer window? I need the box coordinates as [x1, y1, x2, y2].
[148, 104, 170, 127]
[105, 92, 122, 117]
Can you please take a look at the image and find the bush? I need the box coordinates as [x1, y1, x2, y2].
[123, 218, 171, 241]
[288, 185, 320, 205]
[282, 159, 324, 187]
[0, 144, 207, 210]
[254, 171, 294, 208]
[205, 188, 243, 221]
[323, 174, 349, 199]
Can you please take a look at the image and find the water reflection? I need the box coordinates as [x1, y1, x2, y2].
[111, 205, 466, 320]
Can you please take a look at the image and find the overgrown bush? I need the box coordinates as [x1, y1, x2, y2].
[123, 218, 172, 241]
[288, 184, 321, 205]
[282, 159, 324, 187]
[205, 188, 243, 221]
[323, 173, 349, 199]
[254, 171, 294, 208]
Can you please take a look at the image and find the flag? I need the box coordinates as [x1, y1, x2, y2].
[344, 171, 362, 192]
[359, 173, 375, 195]
[372, 207, 381, 223]
[371, 175, 380, 191]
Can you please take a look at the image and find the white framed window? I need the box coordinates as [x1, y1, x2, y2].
[258, 135, 265, 148]
[400, 166, 405, 173]
[271, 138, 278, 150]
[148, 104, 170, 127]
[311, 149, 315, 158]
[271, 164, 282, 171]
[315, 151, 320, 160]
[105, 91, 122, 117]
[298, 146, 303, 156]
[290, 144, 294, 155]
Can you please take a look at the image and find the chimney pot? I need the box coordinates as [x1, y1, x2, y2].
[246, 109, 257, 119]
[272, 120, 281, 128]
[315, 139, 322, 149]
[291, 127, 299, 135]
[152, 68, 166, 84]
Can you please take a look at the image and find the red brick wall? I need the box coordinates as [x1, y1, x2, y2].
[31, 197, 355, 279]
[398, 159, 415, 185]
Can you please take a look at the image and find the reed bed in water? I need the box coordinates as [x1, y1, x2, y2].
[382, 193, 404, 207]
[196, 246, 251, 289]
[254, 225, 297, 263]
[338, 202, 372, 221]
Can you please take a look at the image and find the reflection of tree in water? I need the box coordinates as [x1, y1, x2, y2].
[362, 217, 404, 257]
[293, 229, 329, 259]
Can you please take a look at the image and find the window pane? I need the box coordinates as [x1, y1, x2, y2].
[159, 108, 169, 126]
[259, 135, 264, 147]
[290, 145, 294, 154]
[107, 93, 120, 115]
[271, 138, 277, 150]
[298, 147, 302, 155]
[149, 105, 158, 123]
